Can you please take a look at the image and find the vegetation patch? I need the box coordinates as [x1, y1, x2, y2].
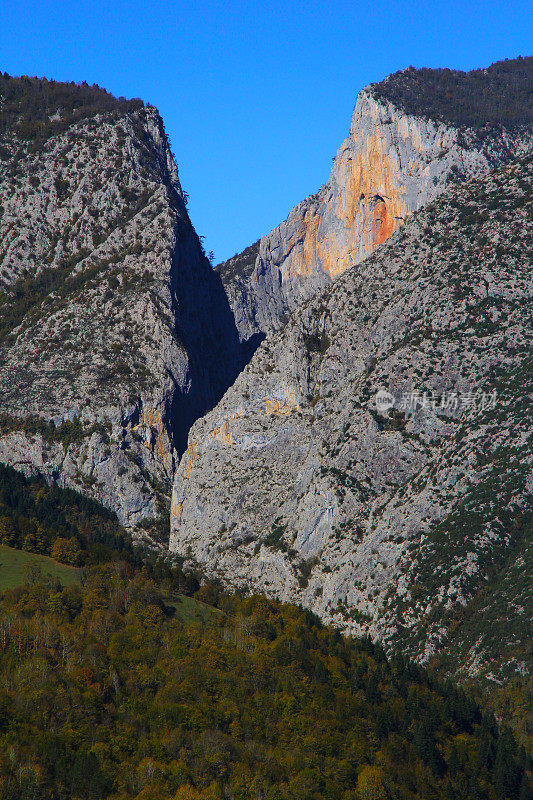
[0, 544, 80, 590]
[0, 462, 133, 566]
[0, 72, 143, 147]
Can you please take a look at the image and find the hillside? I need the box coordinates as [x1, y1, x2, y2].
[0, 74, 242, 540]
[0, 461, 134, 565]
[217, 56, 532, 349]
[0, 460, 224, 622]
[171, 155, 533, 684]
[0, 544, 80, 589]
[0, 564, 530, 799]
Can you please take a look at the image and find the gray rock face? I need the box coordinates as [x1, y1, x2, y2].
[171, 157, 533, 679]
[0, 98, 241, 540]
[218, 89, 532, 348]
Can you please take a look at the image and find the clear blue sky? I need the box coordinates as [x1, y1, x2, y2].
[1, 0, 531, 262]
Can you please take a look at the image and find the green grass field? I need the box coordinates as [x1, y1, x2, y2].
[166, 593, 225, 626]
[0, 544, 81, 589]
[0, 545, 223, 626]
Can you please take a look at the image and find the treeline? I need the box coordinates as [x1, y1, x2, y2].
[0, 72, 144, 146]
[0, 463, 134, 566]
[371, 56, 533, 128]
[0, 567, 530, 799]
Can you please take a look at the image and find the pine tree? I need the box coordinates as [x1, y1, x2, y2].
[478, 728, 496, 770]
[448, 744, 460, 777]
[519, 773, 533, 800]
[494, 729, 521, 799]
[0, 514, 16, 545]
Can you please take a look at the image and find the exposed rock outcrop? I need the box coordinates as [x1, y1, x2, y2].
[171, 156, 533, 680]
[0, 80, 241, 540]
[219, 66, 532, 346]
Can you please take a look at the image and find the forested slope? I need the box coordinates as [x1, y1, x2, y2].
[0, 568, 530, 800]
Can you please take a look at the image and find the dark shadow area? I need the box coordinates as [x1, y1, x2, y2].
[168, 218, 248, 458]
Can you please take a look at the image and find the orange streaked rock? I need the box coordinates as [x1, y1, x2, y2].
[133, 407, 169, 465]
[182, 440, 198, 480]
[210, 419, 234, 446]
[170, 498, 184, 522]
[274, 118, 409, 285]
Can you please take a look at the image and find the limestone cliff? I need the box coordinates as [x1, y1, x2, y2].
[171, 157, 533, 680]
[218, 63, 532, 345]
[0, 77, 241, 541]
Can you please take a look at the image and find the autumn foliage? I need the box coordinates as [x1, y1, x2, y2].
[0, 564, 529, 800]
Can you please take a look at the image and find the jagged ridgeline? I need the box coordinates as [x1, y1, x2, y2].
[216, 57, 533, 350]
[0, 73, 242, 539]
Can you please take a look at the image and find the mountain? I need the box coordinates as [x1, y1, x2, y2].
[1, 62, 532, 684]
[170, 153, 533, 683]
[0, 75, 242, 542]
[217, 57, 533, 348]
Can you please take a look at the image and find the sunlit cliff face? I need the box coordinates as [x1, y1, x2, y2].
[223, 85, 533, 347]
[272, 91, 457, 285]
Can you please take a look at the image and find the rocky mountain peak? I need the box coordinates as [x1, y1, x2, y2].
[0, 75, 242, 540]
[217, 57, 533, 351]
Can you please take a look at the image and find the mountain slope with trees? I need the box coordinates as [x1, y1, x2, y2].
[370, 56, 533, 128]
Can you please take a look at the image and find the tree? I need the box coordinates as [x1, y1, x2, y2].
[494, 730, 522, 800]
[519, 772, 533, 800]
[448, 744, 460, 777]
[414, 719, 444, 775]
[23, 524, 49, 554]
[478, 728, 496, 770]
[356, 765, 387, 800]
[0, 515, 17, 545]
[23, 562, 43, 586]
[70, 750, 110, 799]
[51, 536, 82, 565]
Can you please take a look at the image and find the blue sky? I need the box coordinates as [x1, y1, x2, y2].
[1, 0, 531, 262]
